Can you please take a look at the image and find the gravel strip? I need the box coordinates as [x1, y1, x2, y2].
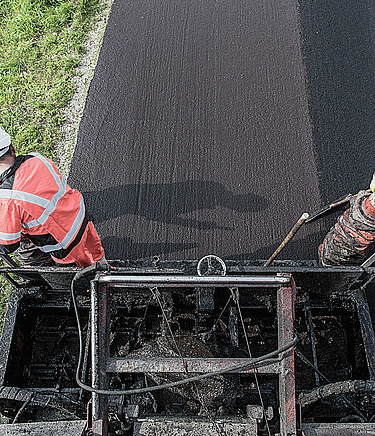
[55, 0, 114, 178]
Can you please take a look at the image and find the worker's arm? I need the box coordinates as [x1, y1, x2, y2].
[319, 191, 375, 266]
[0, 202, 22, 255]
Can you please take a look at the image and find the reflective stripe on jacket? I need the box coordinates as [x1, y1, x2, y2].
[0, 153, 86, 254]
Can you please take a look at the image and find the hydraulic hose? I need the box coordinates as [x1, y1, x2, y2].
[299, 380, 375, 407]
[70, 262, 111, 396]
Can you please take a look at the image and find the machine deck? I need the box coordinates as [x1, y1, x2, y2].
[1, 259, 375, 435]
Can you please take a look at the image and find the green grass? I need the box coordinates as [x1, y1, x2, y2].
[0, 280, 10, 334]
[0, 0, 105, 158]
[0, 0, 107, 336]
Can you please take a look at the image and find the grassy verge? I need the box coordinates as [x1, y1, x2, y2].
[0, 0, 108, 334]
[0, 281, 11, 334]
[0, 0, 105, 158]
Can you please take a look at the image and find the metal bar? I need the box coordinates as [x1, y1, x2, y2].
[278, 281, 297, 436]
[361, 252, 375, 267]
[304, 293, 320, 386]
[0, 254, 19, 268]
[106, 357, 281, 374]
[350, 289, 375, 380]
[97, 274, 291, 287]
[92, 420, 106, 436]
[0, 290, 25, 385]
[91, 280, 109, 435]
[229, 305, 239, 347]
[79, 313, 91, 402]
[306, 194, 353, 223]
[0, 271, 20, 288]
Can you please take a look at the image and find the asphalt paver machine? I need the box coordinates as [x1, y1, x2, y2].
[1, 257, 375, 435]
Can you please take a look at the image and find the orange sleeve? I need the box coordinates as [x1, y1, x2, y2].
[0, 201, 22, 247]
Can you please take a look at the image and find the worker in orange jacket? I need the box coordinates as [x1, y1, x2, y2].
[0, 126, 106, 267]
[319, 174, 375, 266]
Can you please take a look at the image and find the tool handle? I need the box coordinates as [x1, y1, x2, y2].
[306, 189, 372, 224]
[305, 195, 352, 223]
[264, 212, 309, 266]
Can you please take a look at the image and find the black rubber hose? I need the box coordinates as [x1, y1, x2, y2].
[299, 380, 375, 407]
[71, 262, 111, 392]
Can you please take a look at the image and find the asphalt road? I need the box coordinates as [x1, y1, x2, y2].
[68, 0, 375, 262]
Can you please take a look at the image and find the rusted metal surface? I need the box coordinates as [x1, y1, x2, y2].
[303, 292, 320, 386]
[348, 289, 375, 380]
[303, 422, 375, 436]
[1, 262, 372, 293]
[91, 279, 109, 433]
[0, 420, 87, 435]
[278, 281, 297, 436]
[106, 357, 281, 374]
[133, 417, 258, 436]
[0, 288, 38, 386]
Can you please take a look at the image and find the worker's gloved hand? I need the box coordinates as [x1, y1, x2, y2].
[370, 172, 375, 192]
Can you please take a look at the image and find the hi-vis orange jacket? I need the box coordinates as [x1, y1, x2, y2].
[0, 153, 90, 259]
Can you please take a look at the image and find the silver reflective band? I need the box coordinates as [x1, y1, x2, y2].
[0, 190, 50, 208]
[39, 242, 64, 253]
[0, 146, 9, 158]
[22, 220, 39, 229]
[0, 230, 21, 241]
[60, 197, 85, 248]
[29, 153, 67, 225]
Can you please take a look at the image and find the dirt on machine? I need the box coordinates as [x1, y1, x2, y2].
[1, 250, 375, 436]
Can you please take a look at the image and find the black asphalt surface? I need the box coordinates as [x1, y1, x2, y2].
[68, 0, 375, 262]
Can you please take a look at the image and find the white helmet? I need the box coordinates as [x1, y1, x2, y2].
[0, 126, 11, 157]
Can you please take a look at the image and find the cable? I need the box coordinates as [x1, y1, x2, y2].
[71, 267, 297, 396]
[70, 262, 111, 395]
[12, 396, 33, 424]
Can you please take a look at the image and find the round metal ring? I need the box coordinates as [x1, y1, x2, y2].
[197, 255, 227, 276]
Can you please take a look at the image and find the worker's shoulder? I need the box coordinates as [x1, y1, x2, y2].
[20, 152, 53, 165]
[18, 153, 60, 174]
[14, 153, 62, 188]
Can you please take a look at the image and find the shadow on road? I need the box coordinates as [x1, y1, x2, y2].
[84, 180, 268, 231]
[102, 236, 197, 259]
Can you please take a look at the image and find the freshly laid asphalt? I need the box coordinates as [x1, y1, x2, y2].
[68, 0, 375, 262]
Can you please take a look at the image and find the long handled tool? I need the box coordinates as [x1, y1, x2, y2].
[305, 194, 354, 223]
[264, 212, 309, 266]
[306, 189, 372, 224]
